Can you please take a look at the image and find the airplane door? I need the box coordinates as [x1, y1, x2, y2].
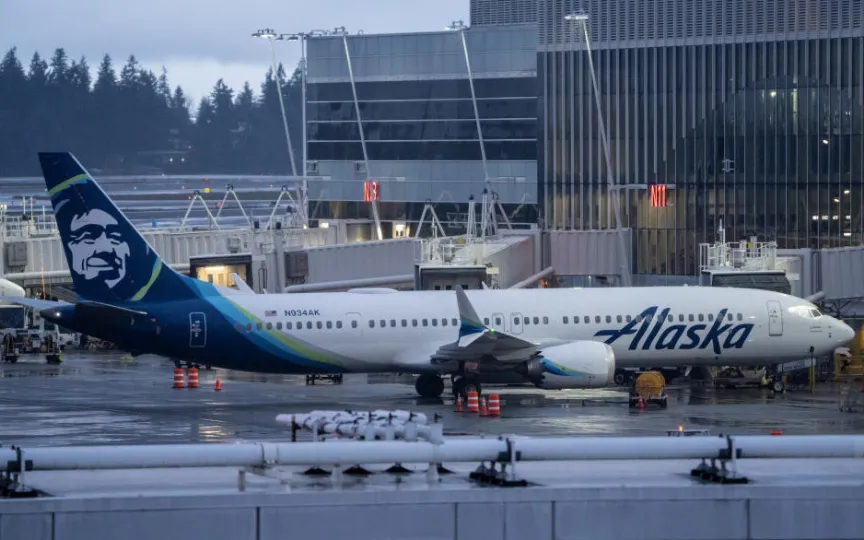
[490, 312, 506, 333]
[189, 312, 207, 348]
[510, 312, 523, 334]
[766, 301, 783, 336]
[345, 312, 362, 338]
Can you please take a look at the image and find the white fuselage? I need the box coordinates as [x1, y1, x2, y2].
[224, 286, 853, 374]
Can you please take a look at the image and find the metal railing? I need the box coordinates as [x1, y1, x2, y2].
[699, 240, 779, 273]
[3, 423, 864, 492]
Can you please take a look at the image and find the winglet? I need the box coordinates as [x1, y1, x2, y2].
[455, 285, 487, 343]
[231, 273, 255, 294]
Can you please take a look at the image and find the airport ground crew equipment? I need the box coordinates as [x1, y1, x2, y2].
[305, 374, 343, 385]
[2, 332, 19, 364]
[838, 382, 864, 412]
[42, 333, 62, 365]
[629, 371, 668, 409]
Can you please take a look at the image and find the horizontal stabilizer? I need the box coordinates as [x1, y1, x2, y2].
[0, 297, 68, 310]
[75, 301, 149, 317]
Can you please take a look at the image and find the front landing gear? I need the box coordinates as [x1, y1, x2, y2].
[415, 374, 445, 398]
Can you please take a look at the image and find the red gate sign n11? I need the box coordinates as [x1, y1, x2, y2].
[650, 184, 667, 207]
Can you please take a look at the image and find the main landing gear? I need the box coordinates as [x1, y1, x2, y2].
[415, 374, 445, 398]
[414, 374, 482, 400]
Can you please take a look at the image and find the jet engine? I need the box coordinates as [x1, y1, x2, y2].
[0, 277, 25, 299]
[521, 341, 615, 389]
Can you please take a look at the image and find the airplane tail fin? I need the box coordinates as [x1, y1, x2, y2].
[38, 152, 197, 304]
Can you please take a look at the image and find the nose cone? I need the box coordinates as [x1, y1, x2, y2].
[837, 320, 856, 345]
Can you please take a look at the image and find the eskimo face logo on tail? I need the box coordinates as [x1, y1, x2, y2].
[66, 208, 130, 288]
[52, 179, 158, 302]
[594, 306, 754, 354]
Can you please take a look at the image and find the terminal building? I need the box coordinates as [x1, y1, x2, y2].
[304, 21, 539, 240]
[303, 0, 864, 279]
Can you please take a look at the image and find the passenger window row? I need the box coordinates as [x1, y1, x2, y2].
[369, 318, 459, 328]
[234, 311, 747, 334]
[236, 320, 357, 333]
[560, 312, 745, 324]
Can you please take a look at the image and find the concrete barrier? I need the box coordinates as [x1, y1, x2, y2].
[3, 483, 864, 540]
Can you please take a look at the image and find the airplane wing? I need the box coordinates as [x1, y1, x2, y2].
[430, 286, 545, 364]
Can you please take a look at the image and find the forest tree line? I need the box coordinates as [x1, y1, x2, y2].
[0, 47, 303, 176]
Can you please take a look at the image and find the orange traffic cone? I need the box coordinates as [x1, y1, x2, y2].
[487, 393, 501, 416]
[214, 377, 222, 391]
[466, 390, 479, 413]
[455, 395, 463, 412]
[172, 368, 185, 389]
[480, 398, 488, 417]
[187, 367, 199, 389]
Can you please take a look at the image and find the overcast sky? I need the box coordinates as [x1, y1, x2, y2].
[3, 0, 469, 106]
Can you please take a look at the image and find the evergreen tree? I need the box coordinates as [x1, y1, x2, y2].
[0, 48, 28, 174]
[0, 45, 304, 176]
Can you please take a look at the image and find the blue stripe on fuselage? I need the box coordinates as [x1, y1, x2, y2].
[185, 280, 347, 373]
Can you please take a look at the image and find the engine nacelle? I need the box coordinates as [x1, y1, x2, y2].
[522, 341, 615, 389]
[0, 278, 25, 300]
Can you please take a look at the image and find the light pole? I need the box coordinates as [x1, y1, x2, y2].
[278, 33, 307, 180]
[279, 30, 330, 198]
[446, 19, 489, 187]
[564, 12, 632, 287]
[252, 29, 298, 179]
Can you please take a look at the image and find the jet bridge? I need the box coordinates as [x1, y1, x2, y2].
[698, 221, 791, 294]
[284, 194, 541, 292]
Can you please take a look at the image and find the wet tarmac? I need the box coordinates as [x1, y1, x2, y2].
[1, 352, 863, 447]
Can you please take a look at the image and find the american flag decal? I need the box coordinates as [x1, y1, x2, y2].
[264, 310, 277, 317]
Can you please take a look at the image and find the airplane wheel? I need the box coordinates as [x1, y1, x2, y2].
[462, 379, 481, 399]
[451, 377, 482, 400]
[614, 370, 628, 386]
[415, 374, 445, 398]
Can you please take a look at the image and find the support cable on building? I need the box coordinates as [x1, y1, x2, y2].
[337, 26, 383, 241]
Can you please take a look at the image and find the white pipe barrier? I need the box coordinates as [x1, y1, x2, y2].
[4, 435, 864, 472]
[1, 440, 503, 471]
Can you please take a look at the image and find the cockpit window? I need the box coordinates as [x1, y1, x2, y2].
[791, 306, 823, 319]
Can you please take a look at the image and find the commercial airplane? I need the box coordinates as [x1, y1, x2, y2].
[1, 152, 855, 399]
[0, 277, 25, 302]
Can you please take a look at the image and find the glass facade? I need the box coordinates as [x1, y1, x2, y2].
[307, 78, 537, 162]
[304, 26, 539, 224]
[539, 0, 864, 276]
[471, 0, 537, 26]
